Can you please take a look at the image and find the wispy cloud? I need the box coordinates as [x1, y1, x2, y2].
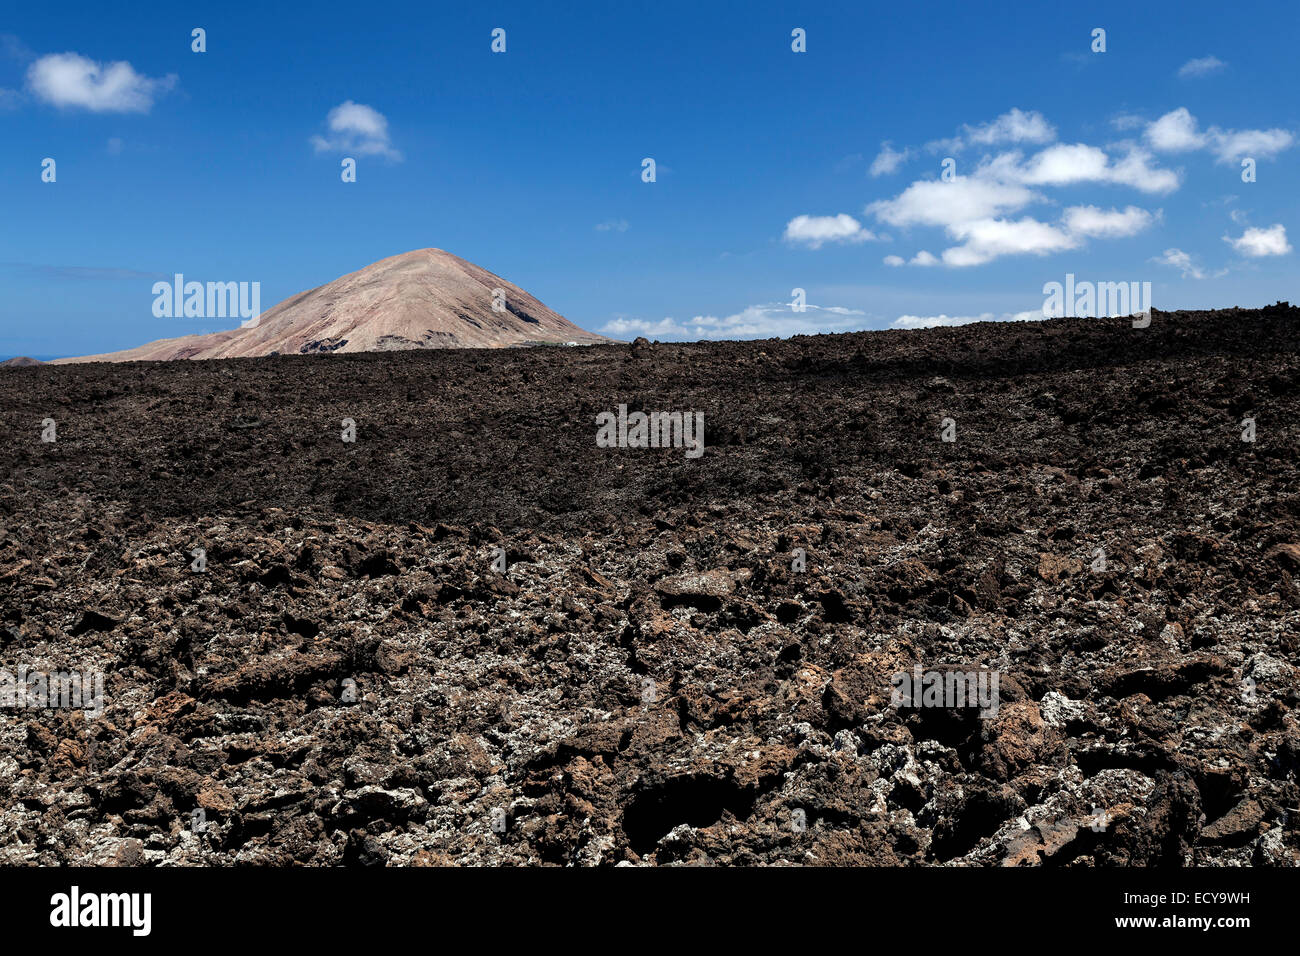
[601, 302, 870, 340]
[869, 142, 912, 176]
[833, 153, 864, 173]
[310, 100, 403, 161]
[883, 251, 939, 267]
[925, 108, 1058, 154]
[891, 310, 1041, 329]
[26, 52, 176, 113]
[1178, 56, 1226, 78]
[1151, 247, 1225, 279]
[0, 33, 34, 63]
[963, 108, 1057, 147]
[0, 35, 31, 110]
[3, 262, 170, 281]
[595, 219, 629, 232]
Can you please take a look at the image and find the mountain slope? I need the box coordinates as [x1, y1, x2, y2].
[55, 248, 610, 363]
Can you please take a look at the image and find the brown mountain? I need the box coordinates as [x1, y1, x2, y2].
[55, 248, 610, 363]
[0, 356, 44, 368]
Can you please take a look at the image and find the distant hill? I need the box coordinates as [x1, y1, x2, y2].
[54, 248, 611, 363]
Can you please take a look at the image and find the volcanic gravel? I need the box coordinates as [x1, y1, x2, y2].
[1, 305, 1298, 866]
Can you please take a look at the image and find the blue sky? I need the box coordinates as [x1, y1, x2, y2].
[1, 0, 1297, 357]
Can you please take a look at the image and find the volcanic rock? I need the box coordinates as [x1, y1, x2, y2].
[2, 304, 1298, 867]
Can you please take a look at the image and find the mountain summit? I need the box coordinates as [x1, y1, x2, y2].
[56, 249, 610, 363]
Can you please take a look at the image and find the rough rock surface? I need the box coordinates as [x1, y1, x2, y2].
[2, 304, 1298, 866]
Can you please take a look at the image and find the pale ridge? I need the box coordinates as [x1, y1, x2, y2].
[55, 248, 610, 363]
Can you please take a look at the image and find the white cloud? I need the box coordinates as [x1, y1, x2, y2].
[1009, 143, 1179, 193]
[1223, 224, 1292, 257]
[886, 250, 940, 266]
[1152, 247, 1224, 279]
[1107, 147, 1182, 191]
[867, 143, 1175, 252]
[1144, 107, 1294, 164]
[893, 201, 1154, 270]
[924, 135, 965, 155]
[1178, 56, 1226, 78]
[1015, 143, 1111, 184]
[783, 214, 875, 248]
[867, 177, 1038, 229]
[26, 52, 175, 113]
[865, 147, 1162, 267]
[829, 105, 1282, 269]
[923, 109, 1057, 155]
[601, 302, 869, 340]
[310, 100, 402, 161]
[963, 108, 1057, 147]
[601, 316, 684, 337]
[1211, 128, 1294, 163]
[941, 217, 1078, 267]
[870, 142, 911, 176]
[595, 219, 629, 232]
[1062, 204, 1155, 238]
[1146, 107, 1206, 151]
[891, 310, 1041, 329]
